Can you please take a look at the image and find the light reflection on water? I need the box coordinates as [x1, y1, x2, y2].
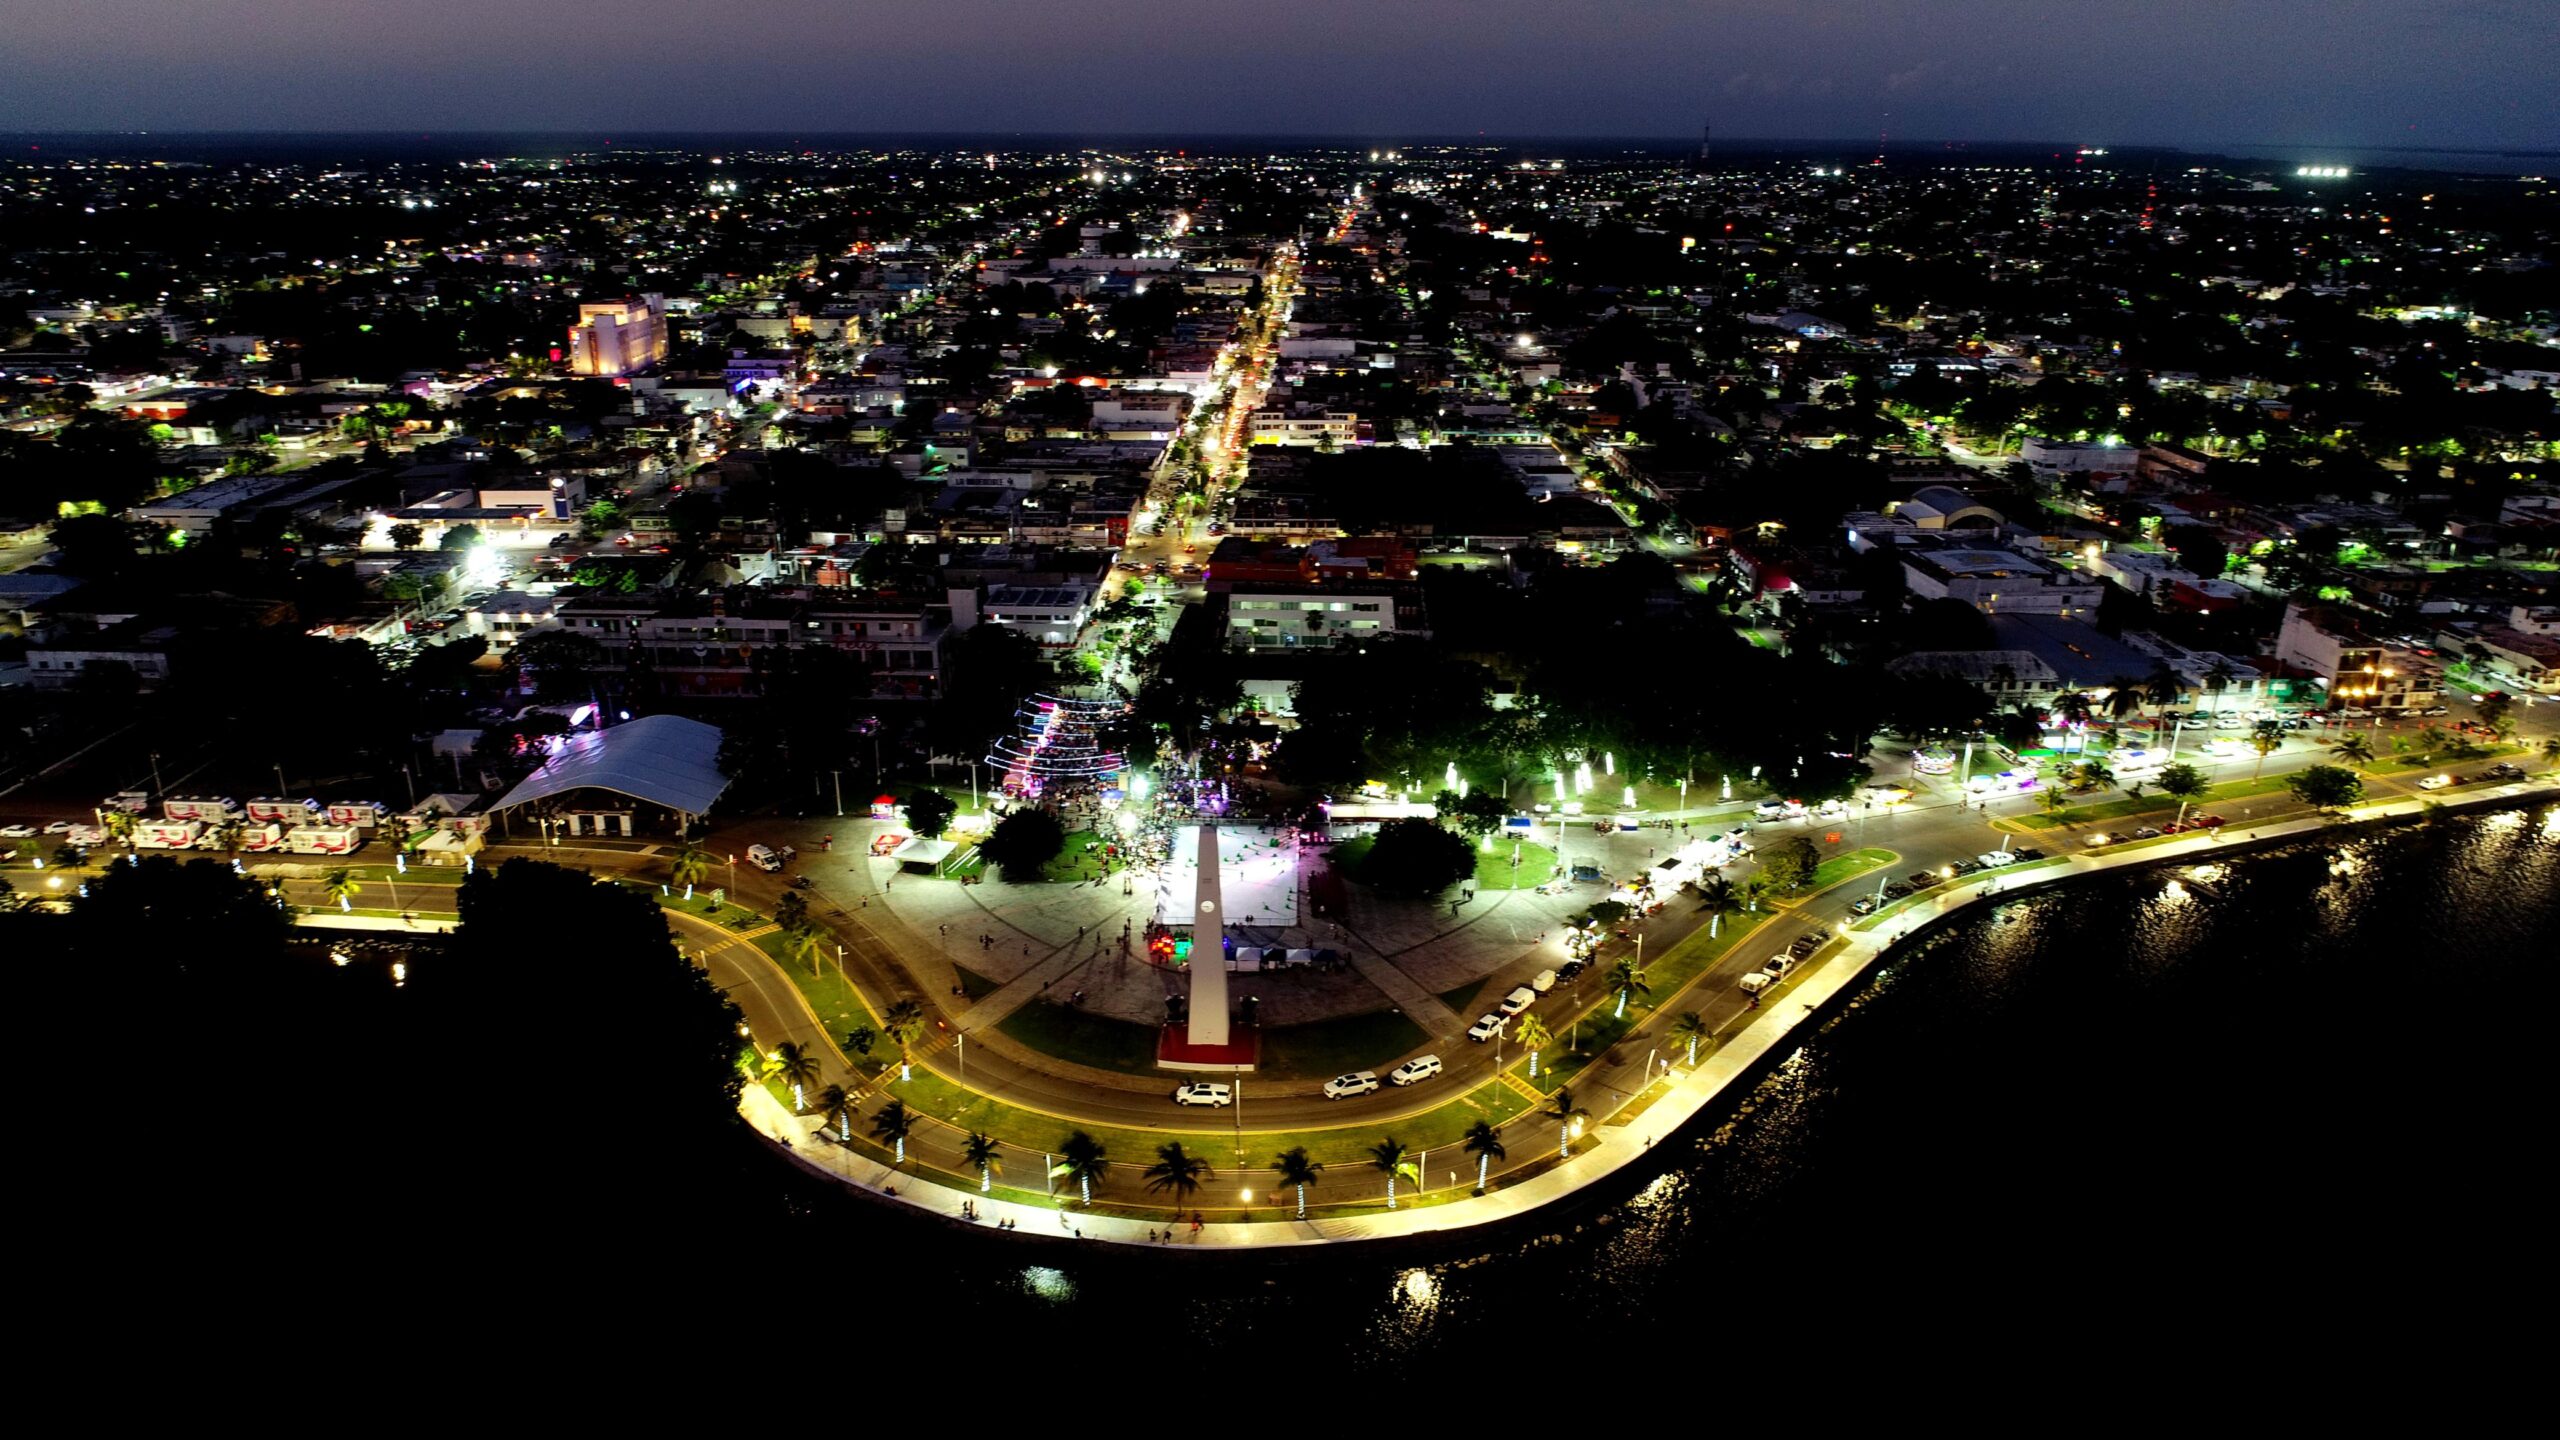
[887, 811, 2556, 1362]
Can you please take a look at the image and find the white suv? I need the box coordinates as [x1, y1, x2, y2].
[1323, 1071, 1381, 1100]
[1171, 1082, 1233, 1108]
[1389, 1055, 1443, 1086]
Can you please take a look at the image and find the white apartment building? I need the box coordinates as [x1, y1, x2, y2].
[1224, 591, 1401, 650]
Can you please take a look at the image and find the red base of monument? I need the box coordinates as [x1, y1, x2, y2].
[1156, 1025, 1260, 1072]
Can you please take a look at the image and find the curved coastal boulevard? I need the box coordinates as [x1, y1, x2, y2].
[702, 773, 2560, 1247]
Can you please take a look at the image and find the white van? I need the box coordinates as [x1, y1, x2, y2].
[1531, 969, 1558, 993]
[1737, 972, 1774, 996]
[747, 843, 784, 872]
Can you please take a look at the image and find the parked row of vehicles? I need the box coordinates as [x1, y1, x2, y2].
[97, 792, 381, 856]
[1168, 1050, 1448, 1110]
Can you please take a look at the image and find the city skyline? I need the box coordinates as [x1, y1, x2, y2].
[0, 0, 2551, 153]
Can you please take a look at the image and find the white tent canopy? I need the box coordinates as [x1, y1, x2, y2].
[493, 715, 731, 821]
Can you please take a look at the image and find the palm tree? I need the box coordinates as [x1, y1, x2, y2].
[322, 867, 361, 912]
[2201, 660, 2236, 718]
[772, 888, 810, 933]
[2068, 760, 2114, 793]
[961, 1131, 1002, 1193]
[813, 1082, 852, 1141]
[782, 919, 825, 977]
[1607, 957, 1651, 1019]
[1694, 873, 1741, 937]
[1461, 1121, 1506, 1193]
[869, 1097, 916, 1164]
[1272, 1145, 1324, 1219]
[1544, 1088, 1592, 1158]
[2101, 678, 2146, 726]
[669, 842, 710, 899]
[2541, 734, 2560, 765]
[1513, 1013, 1553, 1079]
[2050, 690, 2094, 753]
[2334, 732, 2376, 769]
[2247, 719, 2286, 781]
[769, 1040, 822, 1111]
[2038, 786, 2071, 824]
[1671, 1010, 1712, 1067]
[1056, 1129, 1108, 1206]
[1143, 1141, 1214, 1206]
[2143, 663, 2185, 722]
[881, 999, 927, 1081]
[1368, 1137, 1412, 1209]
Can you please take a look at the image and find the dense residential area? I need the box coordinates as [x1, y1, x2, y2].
[2, 144, 2552, 838]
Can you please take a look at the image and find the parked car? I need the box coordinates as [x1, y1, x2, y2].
[1389, 1055, 1443, 1087]
[1499, 985, 1537, 1016]
[1753, 799, 1786, 822]
[1949, 857, 1985, 876]
[1531, 969, 1558, 992]
[1557, 958, 1587, 981]
[1787, 933, 1824, 959]
[1467, 1013, 1505, 1042]
[1881, 880, 1915, 900]
[1906, 871, 1943, 889]
[2012, 847, 2046, 861]
[41, 821, 76, 835]
[1764, 955, 1795, 979]
[1172, 1082, 1233, 1108]
[2193, 814, 2228, 828]
[1323, 1071, 1382, 1100]
[2132, 827, 2162, 840]
[0, 825, 35, 839]
[1849, 895, 1880, 917]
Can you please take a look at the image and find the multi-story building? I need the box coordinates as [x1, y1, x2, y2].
[1248, 405, 1359, 447]
[1218, 583, 1426, 652]
[552, 590, 948, 699]
[568, 295, 669, 376]
[2273, 601, 2439, 712]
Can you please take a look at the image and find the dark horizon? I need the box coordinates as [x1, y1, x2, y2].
[1, 1, 2548, 155]
[3, 130, 2553, 173]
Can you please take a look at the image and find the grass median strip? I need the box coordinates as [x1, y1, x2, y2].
[873, 1066, 1535, 1168]
[1515, 890, 1765, 1092]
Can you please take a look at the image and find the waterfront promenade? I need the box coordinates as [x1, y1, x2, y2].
[729, 776, 2560, 1248]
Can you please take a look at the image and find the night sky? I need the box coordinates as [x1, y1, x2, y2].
[0, 0, 2550, 150]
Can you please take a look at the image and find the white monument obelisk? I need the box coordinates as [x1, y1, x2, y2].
[1187, 824, 1229, 1048]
